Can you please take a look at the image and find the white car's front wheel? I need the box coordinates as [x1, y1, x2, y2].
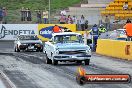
[51, 53, 58, 65]
[84, 59, 90, 65]
[52, 59, 58, 65]
[45, 54, 52, 64]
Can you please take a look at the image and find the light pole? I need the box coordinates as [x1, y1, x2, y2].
[49, 0, 51, 24]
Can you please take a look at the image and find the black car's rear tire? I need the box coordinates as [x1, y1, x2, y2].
[36, 49, 39, 52]
[84, 59, 90, 65]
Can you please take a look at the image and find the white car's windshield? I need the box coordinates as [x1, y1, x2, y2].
[54, 34, 83, 43]
[18, 35, 39, 40]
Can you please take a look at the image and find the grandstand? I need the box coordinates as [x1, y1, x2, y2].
[64, 0, 131, 30]
[101, 0, 132, 20]
[66, 0, 113, 27]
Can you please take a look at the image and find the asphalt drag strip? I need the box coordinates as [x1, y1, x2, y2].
[10, 52, 132, 88]
[0, 54, 85, 88]
[0, 52, 132, 88]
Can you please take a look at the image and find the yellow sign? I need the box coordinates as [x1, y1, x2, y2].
[38, 24, 76, 41]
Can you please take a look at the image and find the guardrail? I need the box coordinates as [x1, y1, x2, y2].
[96, 39, 132, 60]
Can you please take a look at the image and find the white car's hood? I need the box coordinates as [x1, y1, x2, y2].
[54, 43, 89, 50]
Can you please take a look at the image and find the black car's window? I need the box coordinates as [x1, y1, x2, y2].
[18, 35, 39, 40]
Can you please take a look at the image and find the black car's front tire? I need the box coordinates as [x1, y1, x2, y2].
[15, 46, 20, 52]
[40, 48, 43, 52]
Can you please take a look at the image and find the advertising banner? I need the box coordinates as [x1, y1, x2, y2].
[38, 24, 76, 41]
[0, 24, 38, 40]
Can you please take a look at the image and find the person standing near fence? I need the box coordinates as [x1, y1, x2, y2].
[42, 11, 48, 24]
[85, 20, 88, 30]
[123, 19, 132, 41]
[26, 8, 32, 21]
[59, 14, 66, 24]
[36, 10, 42, 23]
[2, 7, 7, 24]
[66, 15, 73, 24]
[0, 7, 3, 24]
[72, 16, 77, 24]
[105, 16, 110, 31]
[60, 9, 66, 16]
[80, 15, 85, 31]
[21, 7, 26, 21]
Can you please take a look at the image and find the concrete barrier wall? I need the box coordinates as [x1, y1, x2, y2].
[96, 39, 132, 60]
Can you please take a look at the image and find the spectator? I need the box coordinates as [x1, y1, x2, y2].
[83, 30, 88, 45]
[0, 7, 3, 24]
[77, 20, 81, 30]
[90, 24, 99, 35]
[90, 24, 99, 51]
[84, 31, 92, 45]
[2, 7, 7, 24]
[123, 2, 128, 10]
[98, 24, 106, 35]
[42, 11, 48, 24]
[26, 8, 32, 21]
[105, 16, 110, 31]
[72, 16, 77, 24]
[21, 7, 26, 21]
[123, 19, 132, 41]
[60, 9, 66, 16]
[85, 20, 88, 30]
[80, 15, 85, 31]
[36, 10, 42, 23]
[66, 15, 73, 24]
[59, 14, 66, 24]
[126, 19, 131, 24]
[52, 25, 62, 33]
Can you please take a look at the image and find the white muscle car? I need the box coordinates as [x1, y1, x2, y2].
[14, 35, 43, 52]
[44, 32, 91, 65]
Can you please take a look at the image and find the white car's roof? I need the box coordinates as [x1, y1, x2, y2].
[52, 32, 81, 36]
